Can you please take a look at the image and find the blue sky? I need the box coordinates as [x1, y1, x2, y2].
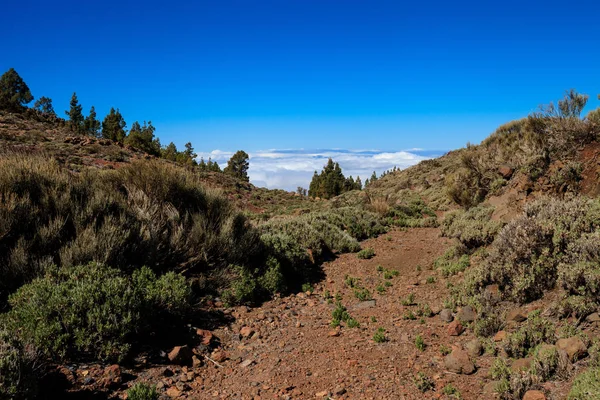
[2, 0, 599, 189]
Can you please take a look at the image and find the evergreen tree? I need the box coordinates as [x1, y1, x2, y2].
[162, 142, 178, 161]
[101, 107, 127, 142]
[83, 106, 100, 136]
[209, 159, 221, 172]
[224, 150, 250, 181]
[355, 176, 362, 190]
[198, 158, 207, 170]
[0, 68, 33, 112]
[370, 171, 378, 184]
[33, 96, 55, 116]
[65, 92, 84, 133]
[125, 121, 160, 156]
[176, 142, 197, 165]
[308, 158, 352, 199]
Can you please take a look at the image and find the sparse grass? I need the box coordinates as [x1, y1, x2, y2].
[347, 318, 360, 328]
[344, 275, 360, 288]
[440, 344, 451, 356]
[442, 384, 462, 399]
[413, 372, 434, 393]
[127, 383, 159, 400]
[403, 310, 417, 320]
[426, 276, 436, 284]
[354, 287, 372, 301]
[357, 248, 375, 259]
[376, 284, 386, 294]
[415, 335, 425, 351]
[373, 327, 387, 343]
[401, 293, 415, 306]
[301, 283, 313, 293]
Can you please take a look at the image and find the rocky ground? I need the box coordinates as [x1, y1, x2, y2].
[56, 227, 596, 399]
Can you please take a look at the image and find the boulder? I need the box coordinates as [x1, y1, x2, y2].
[507, 309, 528, 323]
[511, 357, 532, 372]
[498, 165, 514, 179]
[457, 305, 476, 323]
[493, 330, 507, 342]
[444, 349, 476, 375]
[523, 390, 546, 400]
[556, 337, 587, 361]
[439, 308, 454, 323]
[240, 326, 254, 338]
[447, 320, 464, 336]
[168, 345, 193, 366]
[465, 339, 482, 358]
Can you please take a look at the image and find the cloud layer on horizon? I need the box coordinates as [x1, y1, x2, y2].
[196, 149, 443, 191]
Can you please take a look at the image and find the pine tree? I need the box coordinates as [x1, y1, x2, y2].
[0, 68, 33, 112]
[125, 121, 160, 156]
[65, 92, 84, 133]
[224, 150, 250, 181]
[355, 176, 362, 190]
[101, 108, 127, 142]
[33, 96, 56, 116]
[198, 158, 207, 170]
[162, 142, 178, 161]
[83, 106, 100, 136]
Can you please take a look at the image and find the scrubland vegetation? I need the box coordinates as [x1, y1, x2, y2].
[3, 66, 600, 398]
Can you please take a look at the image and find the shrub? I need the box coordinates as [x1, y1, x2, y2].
[413, 372, 434, 392]
[503, 311, 555, 358]
[0, 156, 263, 307]
[415, 335, 425, 351]
[127, 382, 159, 400]
[458, 197, 600, 303]
[0, 329, 39, 400]
[373, 327, 387, 343]
[357, 248, 375, 259]
[440, 205, 503, 249]
[568, 368, 600, 400]
[5, 262, 190, 362]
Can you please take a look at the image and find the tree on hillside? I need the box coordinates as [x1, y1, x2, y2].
[0, 68, 33, 112]
[308, 158, 353, 199]
[33, 96, 56, 116]
[207, 158, 221, 172]
[224, 150, 250, 181]
[162, 142, 178, 161]
[102, 107, 127, 142]
[355, 176, 362, 190]
[125, 121, 160, 156]
[65, 92, 84, 133]
[84, 106, 100, 136]
[175, 142, 197, 166]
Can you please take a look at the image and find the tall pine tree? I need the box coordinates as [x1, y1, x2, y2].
[83, 106, 100, 136]
[224, 150, 250, 181]
[0, 68, 33, 112]
[65, 92, 84, 133]
[101, 107, 127, 142]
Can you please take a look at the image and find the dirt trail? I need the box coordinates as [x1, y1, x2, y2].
[174, 227, 493, 400]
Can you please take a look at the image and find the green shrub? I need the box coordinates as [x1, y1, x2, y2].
[354, 288, 371, 301]
[440, 205, 503, 249]
[5, 262, 190, 362]
[357, 248, 375, 259]
[373, 327, 387, 343]
[413, 372, 434, 392]
[458, 197, 600, 303]
[568, 368, 600, 400]
[503, 311, 555, 358]
[0, 156, 263, 307]
[127, 382, 159, 400]
[0, 330, 39, 400]
[415, 335, 425, 351]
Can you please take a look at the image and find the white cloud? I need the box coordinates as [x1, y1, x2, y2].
[196, 149, 440, 191]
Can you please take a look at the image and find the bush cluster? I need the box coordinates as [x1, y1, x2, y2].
[4, 263, 190, 362]
[458, 197, 600, 304]
[0, 329, 39, 400]
[0, 155, 263, 308]
[440, 205, 503, 249]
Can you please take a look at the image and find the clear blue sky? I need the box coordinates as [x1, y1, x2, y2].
[2, 0, 599, 153]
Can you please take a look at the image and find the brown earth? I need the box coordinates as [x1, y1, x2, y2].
[59, 227, 579, 399]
